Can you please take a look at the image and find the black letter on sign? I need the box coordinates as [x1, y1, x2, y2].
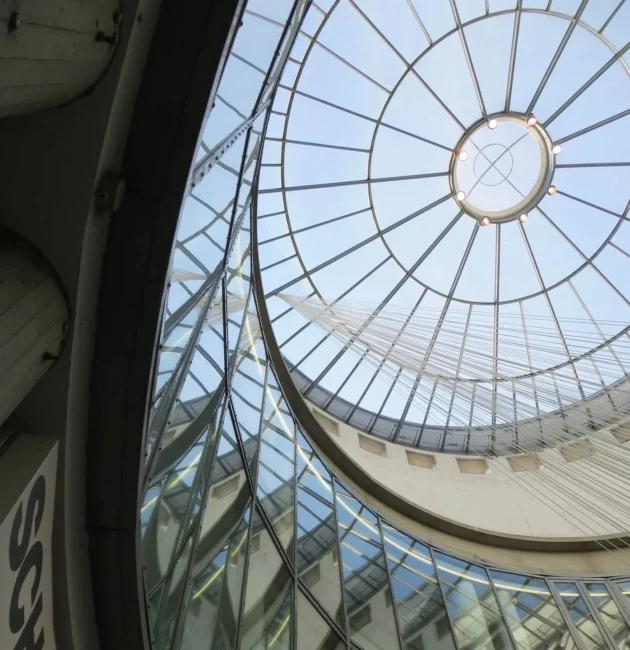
[9, 542, 43, 634]
[9, 475, 46, 571]
[12, 594, 44, 650]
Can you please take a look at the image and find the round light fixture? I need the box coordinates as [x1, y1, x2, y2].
[456, 190, 466, 201]
[519, 213, 528, 223]
[481, 216, 491, 226]
[527, 115, 538, 127]
[488, 118, 498, 130]
[552, 144, 562, 155]
[547, 185, 557, 195]
[457, 150, 469, 162]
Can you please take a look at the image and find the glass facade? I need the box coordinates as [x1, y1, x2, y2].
[139, 2, 630, 649]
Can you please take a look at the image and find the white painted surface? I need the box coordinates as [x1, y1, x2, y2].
[0, 435, 58, 650]
[0, 234, 68, 428]
[310, 403, 630, 540]
[0, 0, 119, 116]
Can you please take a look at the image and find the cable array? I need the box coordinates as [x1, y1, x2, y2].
[282, 294, 630, 543]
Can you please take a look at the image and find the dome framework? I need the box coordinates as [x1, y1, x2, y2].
[258, 0, 630, 455]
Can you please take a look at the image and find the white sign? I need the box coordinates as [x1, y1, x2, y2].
[0, 435, 58, 650]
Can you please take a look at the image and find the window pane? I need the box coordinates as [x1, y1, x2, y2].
[179, 505, 252, 650]
[257, 394, 296, 559]
[585, 583, 630, 650]
[241, 508, 294, 649]
[297, 589, 345, 650]
[296, 431, 345, 627]
[383, 524, 456, 650]
[434, 551, 513, 649]
[334, 482, 400, 650]
[555, 582, 607, 650]
[491, 570, 576, 649]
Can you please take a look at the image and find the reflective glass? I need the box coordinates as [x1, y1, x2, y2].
[143, 398, 225, 595]
[434, 551, 514, 649]
[179, 504, 251, 650]
[334, 482, 400, 650]
[584, 583, 630, 649]
[491, 570, 576, 649]
[240, 508, 294, 649]
[297, 589, 345, 650]
[555, 582, 608, 649]
[617, 581, 630, 610]
[157, 289, 225, 460]
[232, 335, 268, 474]
[153, 531, 194, 650]
[383, 524, 456, 650]
[225, 225, 252, 369]
[296, 431, 345, 627]
[256, 393, 296, 560]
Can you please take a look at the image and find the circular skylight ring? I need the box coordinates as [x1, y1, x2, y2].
[450, 113, 556, 224]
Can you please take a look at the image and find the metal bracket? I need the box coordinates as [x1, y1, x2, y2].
[95, 172, 127, 214]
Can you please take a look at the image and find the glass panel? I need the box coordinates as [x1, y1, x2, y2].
[491, 570, 576, 649]
[556, 582, 608, 649]
[179, 501, 252, 650]
[226, 226, 252, 370]
[585, 583, 630, 649]
[434, 551, 514, 650]
[334, 482, 400, 650]
[240, 508, 294, 649]
[143, 399, 225, 594]
[158, 289, 226, 457]
[297, 589, 345, 650]
[232, 335, 268, 475]
[256, 392, 296, 560]
[154, 531, 195, 650]
[296, 431, 345, 627]
[382, 523, 456, 650]
[616, 581, 630, 610]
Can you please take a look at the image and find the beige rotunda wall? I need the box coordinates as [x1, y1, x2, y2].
[309, 403, 630, 542]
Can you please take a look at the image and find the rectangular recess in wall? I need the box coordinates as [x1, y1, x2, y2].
[507, 453, 543, 473]
[313, 409, 339, 436]
[612, 424, 630, 444]
[456, 457, 490, 474]
[406, 450, 437, 470]
[358, 433, 387, 457]
[301, 563, 321, 588]
[559, 439, 595, 463]
[350, 606, 372, 633]
[210, 474, 239, 501]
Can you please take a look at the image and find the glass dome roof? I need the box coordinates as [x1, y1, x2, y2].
[256, 0, 630, 455]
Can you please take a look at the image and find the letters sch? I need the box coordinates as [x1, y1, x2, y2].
[8, 474, 46, 650]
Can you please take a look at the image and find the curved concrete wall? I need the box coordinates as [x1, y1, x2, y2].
[0, 226, 68, 427]
[312, 407, 630, 540]
[0, 0, 119, 117]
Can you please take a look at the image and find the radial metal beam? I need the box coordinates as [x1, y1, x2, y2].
[393, 221, 479, 442]
[555, 107, 630, 144]
[405, 0, 432, 45]
[348, 0, 466, 130]
[265, 193, 454, 297]
[505, 0, 523, 112]
[526, 0, 590, 114]
[259, 207, 371, 246]
[258, 170, 449, 194]
[283, 87, 453, 151]
[544, 37, 630, 128]
[264, 137, 370, 153]
[556, 190, 629, 220]
[556, 161, 630, 168]
[449, 0, 487, 118]
[599, 0, 626, 34]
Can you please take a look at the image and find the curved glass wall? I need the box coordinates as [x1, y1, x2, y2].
[139, 2, 630, 649]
